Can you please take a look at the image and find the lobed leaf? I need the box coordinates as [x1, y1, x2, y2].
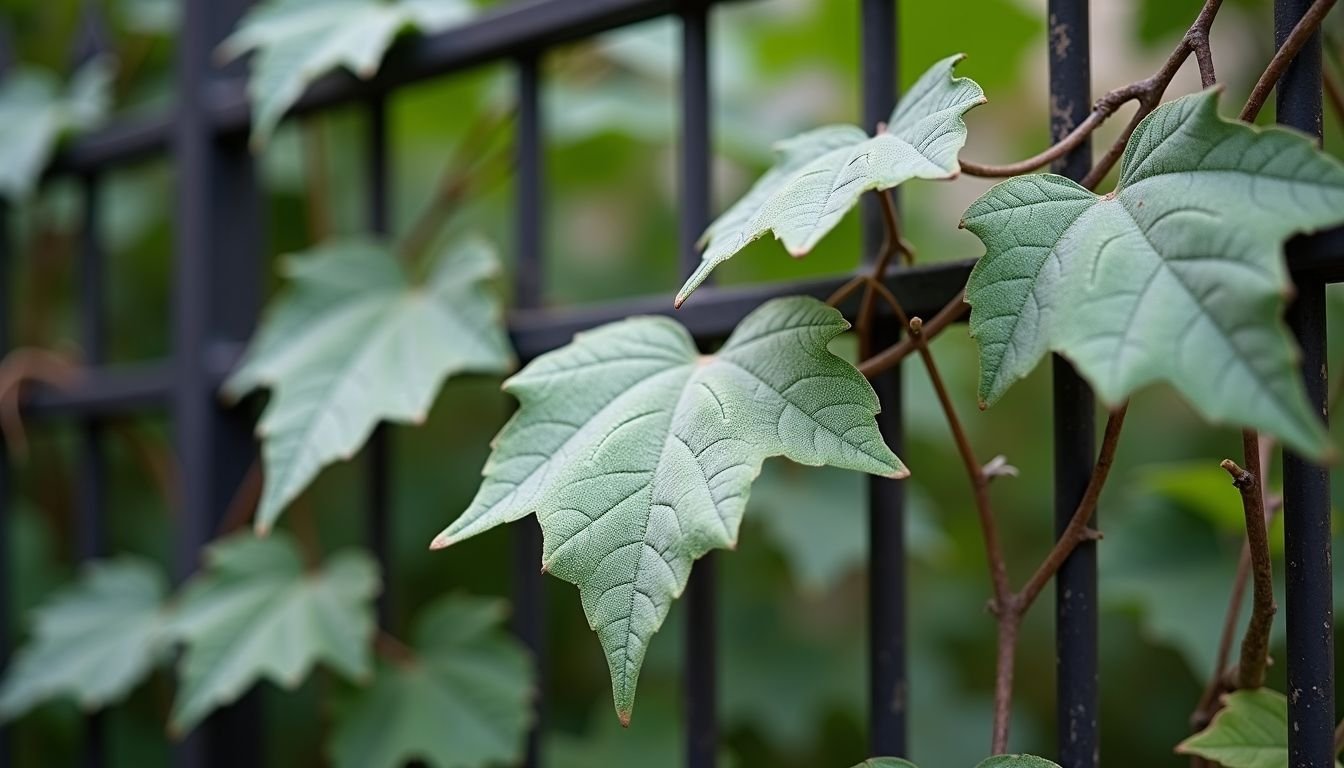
[1176, 688, 1342, 768]
[433, 296, 904, 721]
[676, 54, 984, 306]
[329, 595, 533, 768]
[963, 89, 1344, 458]
[224, 237, 513, 533]
[0, 559, 171, 718]
[0, 57, 113, 199]
[169, 533, 380, 735]
[220, 0, 473, 145]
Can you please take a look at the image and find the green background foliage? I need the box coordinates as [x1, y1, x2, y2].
[3, 0, 1344, 766]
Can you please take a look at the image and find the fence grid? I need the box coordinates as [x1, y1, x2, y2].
[1, 0, 1340, 766]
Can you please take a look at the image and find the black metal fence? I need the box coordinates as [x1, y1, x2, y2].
[3, 0, 1342, 766]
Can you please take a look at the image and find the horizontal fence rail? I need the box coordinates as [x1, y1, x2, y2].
[0, 0, 1339, 766]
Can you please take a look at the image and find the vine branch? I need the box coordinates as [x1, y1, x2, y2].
[1225, 431, 1277, 690]
[1240, 0, 1337, 123]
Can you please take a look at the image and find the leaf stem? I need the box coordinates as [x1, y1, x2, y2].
[856, 291, 967, 379]
[1225, 430, 1277, 690]
[1240, 0, 1337, 122]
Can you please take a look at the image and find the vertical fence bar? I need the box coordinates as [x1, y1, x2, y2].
[77, 174, 106, 768]
[1046, 2, 1097, 767]
[174, 1, 265, 765]
[679, 3, 716, 766]
[859, 0, 906, 759]
[513, 52, 546, 768]
[1276, 1, 1333, 764]
[366, 97, 393, 630]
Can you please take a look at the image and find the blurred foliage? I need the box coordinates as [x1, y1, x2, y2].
[2, 0, 1344, 766]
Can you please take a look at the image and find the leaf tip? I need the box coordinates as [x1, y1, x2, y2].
[889, 466, 911, 480]
[673, 294, 686, 309]
[618, 710, 632, 728]
[978, 399, 988, 411]
[787, 246, 810, 259]
[429, 532, 452, 550]
[254, 520, 272, 537]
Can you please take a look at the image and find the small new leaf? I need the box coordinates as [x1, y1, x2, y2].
[433, 296, 904, 722]
[329, 596, 533, 768]
[1177, 689, 1340, 768]
[169, 533, 379, 735]
[0, 559, 171, 718]
[963, 89, 1344, 458]
[0, 57, 113, 199]
[224, 238, 513, 533]
[220, 0, 473, 145]
[676, 54, 983, 306]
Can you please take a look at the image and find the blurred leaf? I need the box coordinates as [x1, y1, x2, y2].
[435, 296, 904, 722]
[328, 595, 532, 768]
[219, 0, 473, 144]
[118, 0, 179, 35]
[1137, 461, 1247, 531]
[0, 57, 113, 199]
[169, 533, 379, 734]
[964, 90, 1344, 458]
[677, 55, 983, 306]
[0, 558, 171, 718]
[224, 238, 513, 532]
[1177, 688, 1338, 768]
[852, 759, 918, 768]
[976, 757, 1061, 768]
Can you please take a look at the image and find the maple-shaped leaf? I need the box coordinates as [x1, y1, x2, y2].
[963, 89, 1344, 458]
[1177, 688, 1340, 768]
[219, 0, 473, 145]
[329, 595, 533, 768]
[224, 237, 513, 533]
[168, 533, 379, 735]
[0, 558, 171, 718]
[0, 57, 113, 199]
[432, 296, 904, 722]
[675, 54, 984, 307]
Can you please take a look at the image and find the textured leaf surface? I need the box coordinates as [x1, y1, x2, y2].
[224, 238, 512, 532]
[220, 0, 472, 144]
[675, 54, 983, 306]
[852, 759, 919, 768]
[434, 296, 903, 720]
[963, 89, 1344, 457]
[976, 757, 1062, 768]
[169, 533, 379, 734]
[0, 559, 170, 718]
[1176, 689, 1340, 768]
[330, 596, 532, 768]
[0, 58, 112, 199]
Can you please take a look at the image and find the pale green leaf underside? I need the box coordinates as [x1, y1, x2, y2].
[433, 296, 903, 721]
[224, 237, 513, 533]
[964, 89, 1344, 458]
[676, 54, 984, 306]
[0, 57, 112, 199]
[0, 559, 170, 718]
[1177, 689, 1341, 768]
[220, 0, 472, 144]
[330, 596, 533, 768]
[169, 533, 379, 734]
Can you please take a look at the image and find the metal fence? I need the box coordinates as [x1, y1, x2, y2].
[3, 0, 1342, 766]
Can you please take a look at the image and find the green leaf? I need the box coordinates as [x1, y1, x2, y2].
[675, 54, 984, 306]
[1176, 689, 1338, 768]
[220, 0, 473, 145]
[224, 237, 513, 533]
[975, 757, 1062, 768]
[0, 58, 113, 199]
[329, 595, 532, 768]
[0, 559, 171, 718]
[851, 759, 919, 768]
[433, 296, 903, 721]
[169, 533, 379, 735]
[963, 89, 1344, 458]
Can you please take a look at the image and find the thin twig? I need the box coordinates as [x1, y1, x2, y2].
[301, 120, 333, 242]
[1241, 0, 1338, 122]
[0, 348, 84, 458]
[1226, 430, 1276, 690]
[826, 273, 868, 308]
[376, 629, 417, 666]
[856, 191, 904, 358]
[857, 291, 968, 379]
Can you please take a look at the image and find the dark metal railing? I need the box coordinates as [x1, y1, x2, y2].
[1, 0, 1339, 766]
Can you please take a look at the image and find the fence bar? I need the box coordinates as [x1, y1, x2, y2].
[76, 174, 106, 768]
[859, 0, 907, 759]
[679, 3, 717, 766]
[1046, 1, 1098, 766]
[1276, 1, 1333, 764]
[365, 97, 393, 630]
[174, 1, 266, 765]
[513, 51, 546, 768]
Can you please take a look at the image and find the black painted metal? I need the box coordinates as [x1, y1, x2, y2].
[1277, 2, 1333, 765]
[679, 4, 718, 766]
[1046, 2, 1098, 767]
[859, 0, 907, 759]
[366, 96, 394, 630]
[512, 52, 546, 768]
